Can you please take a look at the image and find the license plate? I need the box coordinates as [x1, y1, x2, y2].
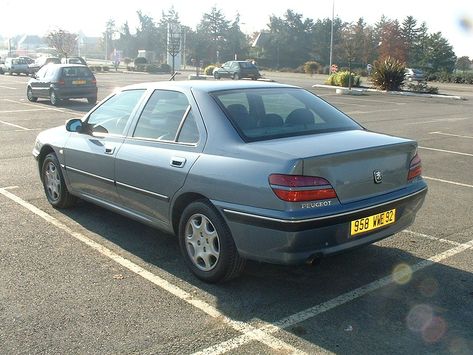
[350, 209, 396, 236]
[72, 80, 86, 85]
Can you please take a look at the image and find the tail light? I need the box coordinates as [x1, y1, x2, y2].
[407, 153, 422, 181]
[269, 174, 337, 202]
[57, 79, 65, 85]
[91, 78, 97, 84]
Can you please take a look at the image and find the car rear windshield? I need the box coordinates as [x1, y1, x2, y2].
[211, 88, 362, 141]
[61, 67, 93, 77]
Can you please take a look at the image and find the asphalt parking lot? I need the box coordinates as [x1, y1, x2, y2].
[1, 71, 472, 354]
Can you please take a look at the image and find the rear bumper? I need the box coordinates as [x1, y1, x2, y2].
[54, 86, 97, 99]
[218, 183, 427, 265]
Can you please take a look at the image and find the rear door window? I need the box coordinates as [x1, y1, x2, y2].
[133, 90, 199, 143]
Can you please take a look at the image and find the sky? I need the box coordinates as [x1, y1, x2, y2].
[1, 0, 472, 57]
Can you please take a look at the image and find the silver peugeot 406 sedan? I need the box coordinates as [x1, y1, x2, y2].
[33, 81, 427, 282]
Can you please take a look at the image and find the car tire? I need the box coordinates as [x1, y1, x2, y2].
[232, 72, 240, 80]
[87, 96, 97, 104]
[41, 153, 77, 208]
[50, 90, 60, 106]
[27, 87, 38, 102]
[213, 72, 220, 80]
[178, 200, 246, 283]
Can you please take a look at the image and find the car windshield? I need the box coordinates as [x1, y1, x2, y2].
[212, 88, 362, 141]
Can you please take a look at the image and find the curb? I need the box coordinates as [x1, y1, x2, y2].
[312, 84, 465, 100]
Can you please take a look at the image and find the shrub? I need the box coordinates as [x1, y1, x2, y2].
[303, 61, 321, 76]
[126, 65, 134, 71]
[159, 63, 171, 73]
[123, 57, 132, 66]
[204, 65, 216, 75]
[145, 64, 159, 73]
[134, 57, 147, 66]
[325, 71, 361, 87]
[371, 57, 405, 91]
[102, 66, 109, 72]
[405, 82, 439, 94]
[135, 64, 146, 72]
[94, 66, 102, 72]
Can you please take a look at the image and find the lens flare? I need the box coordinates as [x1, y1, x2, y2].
[393, 263, 412, 284]
[423, 316, 447, 343]
[419, 278, 439, 297]
[406, 304, 433, 332]
[458, 17, 473, 32]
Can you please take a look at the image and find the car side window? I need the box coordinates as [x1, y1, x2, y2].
[133, 89, 198, 143]
[86, 89, 145, 136]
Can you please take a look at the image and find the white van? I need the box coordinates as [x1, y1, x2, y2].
[5, 57, 30, 75]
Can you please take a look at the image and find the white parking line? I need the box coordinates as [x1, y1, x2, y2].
[423, 176, 473, 189]
[0, 120, 30, 130]
[404, 229, 463, 246]
[407, 117, 470, 125]
[429, 131, 473, 139]
[0, 188, 305, 355]
[0, 85, 16, 90]
[2, 99, 84, 116]
[419, 146, 473, 157]
[0, 108, 51, 114]
[196, 231, 473, 354]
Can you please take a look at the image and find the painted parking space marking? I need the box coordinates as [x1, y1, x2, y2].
[429, 131, 473, 139]
[0, 120, 30, 130]
[196, 230, 473, 355]
[0, 85, 16, 90]
[2, 99, 85, 116]
[407, 117, 470, 125]
[423, 176, 473, 189]
[345, 109, 397, 115]
[419, 146, 473, 157]
[0, 187, 305, 355]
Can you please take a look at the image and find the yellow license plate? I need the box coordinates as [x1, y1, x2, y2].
[72, 80, 86, 85]
[350, 209, 396, 236]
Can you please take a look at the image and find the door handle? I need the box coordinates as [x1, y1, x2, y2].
[170, 157, 186, 168]
[104, 146, 115, 155]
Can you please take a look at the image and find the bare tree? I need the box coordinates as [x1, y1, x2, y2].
[46, 29, 78, 59]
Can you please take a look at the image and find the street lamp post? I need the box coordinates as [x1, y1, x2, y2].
[329, 0, 334, 73]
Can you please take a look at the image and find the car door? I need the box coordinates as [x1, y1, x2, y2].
[63, 89, 146, 204]
[30, 66, 52, 98]
[219, 62, 232, 78]
[115, 89, 204, 226]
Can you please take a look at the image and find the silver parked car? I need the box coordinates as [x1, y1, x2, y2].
[33, 81, 427, 282]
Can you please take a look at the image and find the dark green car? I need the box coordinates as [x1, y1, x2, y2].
[213, 61, 261, 80]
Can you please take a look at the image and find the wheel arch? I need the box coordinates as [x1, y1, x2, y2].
[171, 192, 209, 235]
[37, 145, 56, 181]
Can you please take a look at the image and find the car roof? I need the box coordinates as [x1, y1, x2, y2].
[121, 80, 296, 93]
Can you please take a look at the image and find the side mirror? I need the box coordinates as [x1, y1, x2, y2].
[65, 118, 84, 133]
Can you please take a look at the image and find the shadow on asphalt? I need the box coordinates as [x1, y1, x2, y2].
[59, 200, 473, 354]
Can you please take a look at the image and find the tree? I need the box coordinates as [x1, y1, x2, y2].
[103, 19, 116, 60]
[376, 18, 406, 62]
[46, 29, 78, 58]
[197, 7, 230, 63]
[424, 32, 456, 72]
[401, 16, 420, 66]
[455, 56, 471, 72]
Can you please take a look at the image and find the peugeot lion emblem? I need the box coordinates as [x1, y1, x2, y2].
[373, 170, 383, 184]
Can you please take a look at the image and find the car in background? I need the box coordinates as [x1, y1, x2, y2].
[28, 56, 61, 75]
[213, 60, 261, 80]
[18, 56, 35, 65]
[32, 81, 427, 282]
[405, 68, 425, 82]
[4, 57, 30, 75]
[27, 64, 97, 106]
[61, 57, 87, 65]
